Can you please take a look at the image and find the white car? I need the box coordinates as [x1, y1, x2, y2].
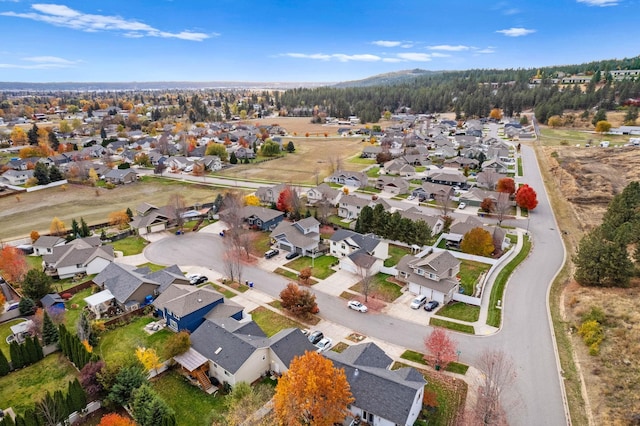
[410, 294, 428, 309]
[407, 195, 416, 201]
[458, 202, 467, 210]
[315, 337, 333, 353]
[348, 300, 368, 313]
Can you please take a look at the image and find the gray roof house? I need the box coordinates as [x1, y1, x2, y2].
[130, 202, 177, 235]
[327, 171, 369, 188]
[237, 206, 285, 231]
[383, 159, 416, 177]
[42, 238, 114, 279]
[190, 317, 317, 387]
[306, 183, 342, 205]
[326, 343, 426, 426]
[33, 236, 66, 256]
[329, 229, 388, 275]
[337, 195, 372, 220]
[411, 182, 454, 202]
[396, 249, 461, 304]
[375, 176, 409, 195]
[104, 168, 138, 184]
[255, 183, 287, 205]
[1, 169, 34, 186]
[270, 217, 321, 256]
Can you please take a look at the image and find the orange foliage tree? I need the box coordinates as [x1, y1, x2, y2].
[109, 210, 131, 229]
[98, 413, 136, 426]
[274, 351, 353, 426]
[0, 246, 29, 283]
[515, 184, 539, 211]
[461, 227, 495, 257]
[496, 177, 516, 196]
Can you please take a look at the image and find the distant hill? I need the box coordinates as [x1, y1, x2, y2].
[0, 80, 331, 91]
[332, 69, 443, 88]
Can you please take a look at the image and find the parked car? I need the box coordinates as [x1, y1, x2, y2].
[308, 330, 324, 344]
[265, 249, 280, 259]
[285, 251, 299, 260]
[347, 300, 368, 313]
[407, 195, 416, 201]
[410, 294, 428, 309]
[424, 300, 440, 312]
[191, 275, 208, 285]
[315, 337, 333, 353]
[458, 202, 467, 209]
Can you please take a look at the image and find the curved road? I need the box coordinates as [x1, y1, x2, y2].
[144, 144, 567, 425]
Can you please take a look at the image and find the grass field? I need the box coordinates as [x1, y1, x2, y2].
[436, 302, 480, 322]
[539, 127, 628, 147]
[349, 273, 402, 302]
[430, 318, 475, 334]
[0, 180, 222, 240]
[0, 318, 26, 359]
[284, 255, 337, 280]
[250, 306, 304, 337]
[0, 353, 79, 414]
[98, 316, 172, 364]
[108, 236, 148, 256]
[459, 259, 491, 296]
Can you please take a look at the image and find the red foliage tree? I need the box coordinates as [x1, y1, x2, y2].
[515, 184, 538, 211]
[424, 328, 458, 370]
[0, 246, 29, 283]
[496, 178, 516, 195]
[480, 198, 495, 213]
[98, 413, 136, 426]
[276, 187, 292, 212]
[280, 283, 318, 318]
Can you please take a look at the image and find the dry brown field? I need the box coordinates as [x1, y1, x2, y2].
[0, 179, 220, 241]
[538, 127, 640, 425]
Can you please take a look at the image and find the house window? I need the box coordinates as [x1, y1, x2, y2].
[428, 273, 436, 280]
[341, 244, 346, 249]
[224, 370, 230, 377]
[416, 268, 424, 276]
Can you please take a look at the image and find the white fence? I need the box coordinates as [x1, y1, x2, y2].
[68, 400, 102, 424]
[25, 179, 68, 192]
[379, 266, 398, 276]
[452, 293, 482, 306]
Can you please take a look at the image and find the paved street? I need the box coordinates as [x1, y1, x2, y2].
[140, 142, 568, 425]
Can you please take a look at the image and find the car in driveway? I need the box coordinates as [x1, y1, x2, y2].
[315, 337, 333, 353]
[424, 300, 439, 312]
[347, 300, 368, 312]
[458, 202, 467, 209]
[407, 194, 416, 201]
[308, 330, 324, 344]
[285, 251, 299, 260]
[410, 294, 428, 309]
[187, 273, 207, 285]
[265, 249, 280, 259]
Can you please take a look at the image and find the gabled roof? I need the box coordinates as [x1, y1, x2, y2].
[40, 293, 64, 308]
[153, 284, 224, 317]
[339, 194, 370, 208]
[43, 239, 114, 268]
[336, 342, 393, 368]
[409, 249, 459, 272]
[326, 343, 426, 425]
[396, 251, 460, 294]
[330, 229, 381, 254]
[269, 328, 317, 366]
[145, 264, 189, 293]
[94, 263, 160, 304]
[33, 235, 66, 250]
[239, 205, 285, 223]
[270, 221, 319, 250]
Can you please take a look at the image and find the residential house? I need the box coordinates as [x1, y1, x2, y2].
[326, 343, 426, 426]
[430, 146, 456, 159]
[327, 171, 369, 189]
[475, 171, 507, 191]
[40, 293, 65, 311]
[329, 229, 388, 275]
[306, 183, 342, 206]
[458, 188, 502, 207]
[153, 284, 244, 332]
[398, 207, 445, 235]
[235, 206, 285, 231]
[411, 182, 454, 202]
[189, 317, 317, 387]
[361, 145, 382, 159]
[270, 217, 321, 256]
[104, 168, 138, 185]
[33, 236, 66, 256]
[396, 249, 461, 304]
[442, 215, 510, 251]
[443, 157, 479, 170]
[481, 158, 509, 174]
[338, 194, 371, 219]
[375, 176, 409, 195]
[383, 159, 415, 177]
[426, 170, 468, 188]
[130, 202, 177, 235]
[255, 183, 287, 205]
[234, 147, 256, 159]
[42, 237, 115, 279]
[1, 169, 34, 185]
[198, 155, 223, 171]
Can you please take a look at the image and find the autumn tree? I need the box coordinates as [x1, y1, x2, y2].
[279, 283, 318, 318]
[80, 360, 106, 400]
[493, 192, 512, 227]
[98, 413, 136, 426]
[244, 194, 260, 206]
[163, 331, 191, 359]
[496, 177, 516, 196]
[274, 351, 354, 426]
[10, 126, 27, 145]
[21, 269, 54, 301]
[480, 197, 495, 213]
[205, 142, 228, 162]
[461, 227, 495, 257]
[276, 185, 302, 219]
[298, 267, 312, 285]
[30, 230, 41, 243]
[489, 108, 502, 120]
[594, 120, 612, 134]
[0, 246, 29, 283]
[109, 210, 131, 229]
[424, 328, 458, 370]
[135, 347, 162, 374]
[547, 115, 563, 128]
[515, 184, 538, 211]
[50, 217, 66, 236]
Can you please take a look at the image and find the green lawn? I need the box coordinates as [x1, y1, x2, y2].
[384, 244, 412, 267]
[436, 302, 480, 322]
[136, 262, 167, 272]
[108, 236, 148, 256]
[429, 318, 475, 334]
[348, 156, 376, 165]
[327, 214, 350, 229]
[65, 287, 95, 330]
[0, 353, 79, 414]
[350, 273, 402, 302]
[487, 236, 531, 327]
[25, 255, 43, 270]
[250, 307, 304, 337]
[458, 259, 491, 296]
[151, 370, 225, 426]
[366, 166, 380, 178]
[209, 283, 237, 299]
[446, 362, 469, 375]
[0, 318, 27, 359]
[252, 232, 272, 254]
[517, 157, 523, 176]
[98, 316, 172, 364]
[284, 255, 338, 280]
[401, 350, 427, 366]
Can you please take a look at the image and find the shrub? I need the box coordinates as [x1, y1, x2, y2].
[578, 320, 604, 355]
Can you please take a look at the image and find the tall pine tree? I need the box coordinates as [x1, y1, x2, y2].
[9, 341, 23, 370]
[42, 310, 59, 346]
[0, 348, 10, 376]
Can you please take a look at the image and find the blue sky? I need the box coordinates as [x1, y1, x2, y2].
[0, 0, 638, 83]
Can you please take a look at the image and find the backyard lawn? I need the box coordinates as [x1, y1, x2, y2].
[0, 353, 79, 414]
[284, 255, 338, 280]
[384, 244, 412, 267]
[64, 287, 95, 330]
[250, 306, 304, 337]
[0, 318, 27, 359]
[151, 369, 226, 426]
[98, 316, 172, 364]
[458, 259, 491, 296]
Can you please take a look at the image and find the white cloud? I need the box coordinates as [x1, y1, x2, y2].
[430, 52, 451, 58]
[372, 40, 402, 47]
[476, 48, 496, 54]
[503, 8, 520, 15]
[1, 3, 212, 41]
[396, 53, 432, 62]
[496, 27, 536, 37]
[577, 0, 619, 6]
[22, 55, 76, 64]
[428, 45, 470, 52]
[283, 53, 381, 62]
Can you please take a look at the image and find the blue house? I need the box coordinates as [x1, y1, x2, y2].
[152, 284, 244, 333]
[233, 206, 285, 231]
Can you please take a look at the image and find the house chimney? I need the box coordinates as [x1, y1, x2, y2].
[354, 368, 359, 377]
